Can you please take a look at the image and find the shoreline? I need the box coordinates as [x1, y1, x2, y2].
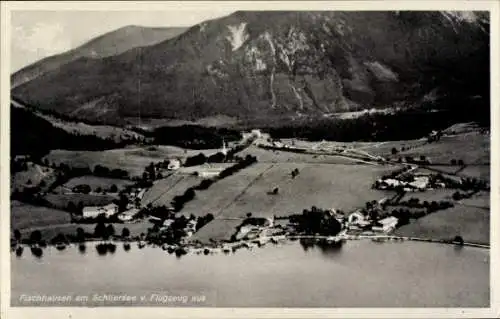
[11, 232, 490, 254]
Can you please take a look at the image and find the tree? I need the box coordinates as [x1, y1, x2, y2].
[29, 230, 42, 243]
[76, 227, 85, 242]
[110, 184, 118, 193]
[246, 212, 252, 218]
[458, 159, 465, 166]
[273, 187, 279, 195]
[27, 179, 32, 185]
[14, 229, 21, 242]
[451, 159, 457, 166]
[121, 227, 130, 238]
[106, 224, 116, 238]
[94, 222, 107, 238]
[391, 147, 398, 155]
[95, 187, 102, 193]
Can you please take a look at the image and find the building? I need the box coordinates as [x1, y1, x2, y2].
[167, 159, 181, 170]
[372, 217, 399, 233]
[82, 206, 103, 218]
[117, 208, 139, 222]
[102, 203, 119, 217]
[82, 203, 118, 219]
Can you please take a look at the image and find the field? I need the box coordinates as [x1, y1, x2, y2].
[237, 146, 365, 164]
[400, 189, 458, 203]
[188, 219, 242, 244]
[62, 176, 134, 192]
[218, 163, 397, 218]
[394, 205, 489, 245]
[182, 162, 397, 219]
[44, 145, 220, 178]
[141, 174, 202, 207]
[398, 133, 489, 165]
[456, 165, 490, 182]
[11, 201, 71, 230]
[458, 191, 489, 209]
[278, 138, 427, 157]
[180, 163, 274, 218]
[44, 193, 117, 210]
[11, 163, 56, 193]
[17, 220, 155, 241]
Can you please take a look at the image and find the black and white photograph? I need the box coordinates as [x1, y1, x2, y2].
[1, 1, 498, 317]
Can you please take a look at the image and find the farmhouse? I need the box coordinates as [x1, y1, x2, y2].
[82, 203, 118, 218]
[167, 159, 181, 170]
[118, 208, 139, 222]
[372, 217, 399, 233]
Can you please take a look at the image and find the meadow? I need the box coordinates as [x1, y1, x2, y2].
[62, 176, 134, 192]
[394, 204, 489, 245]
[218, 163, 397, 218]
[44, 145, 219, 178]
[44, 193, 118, 210]
[141, 174, 202, 207]
[11, 201, 71, 230]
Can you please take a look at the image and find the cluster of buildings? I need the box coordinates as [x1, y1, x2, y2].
[375, 173, 447, 192]
[346, 210, 399, 233]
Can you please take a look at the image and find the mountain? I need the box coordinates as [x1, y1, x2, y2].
[12, 11, 489, 125]
[11, 25, 188, 88]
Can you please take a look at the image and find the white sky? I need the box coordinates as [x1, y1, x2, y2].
[10, 10, 235, 73]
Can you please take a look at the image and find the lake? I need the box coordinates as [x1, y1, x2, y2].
[11, 240, 489, 307]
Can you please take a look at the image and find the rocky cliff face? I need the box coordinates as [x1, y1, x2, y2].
[12, 11, 489, 124]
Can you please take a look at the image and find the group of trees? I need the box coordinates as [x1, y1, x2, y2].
[93, 165, 129, 179]
[266, 109, 475, 143]
[171, 188, 196, 212]
[11, 104, 127, 160]
[289, 207, 342, 236]
[150, 125, 241, 149]
[219, 155, 257, 179]
[450, 159, 465, 166]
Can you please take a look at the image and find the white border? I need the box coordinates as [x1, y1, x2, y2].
[1, 1, 499, 318]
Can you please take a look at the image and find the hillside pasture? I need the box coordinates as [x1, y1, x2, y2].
[458, 191, 489, 209]
[43, 145, 219, 178]
[11, 163, 56, 193]
[236, 146, 362, 164]
[44, 193, 117, 210]
[141, 174, 202, 207]
[62, 176, 133, 193]
[11, 201, 71, 231]
[456, 165, 490, 182]
[398, 133, 489, 165]
[394, 204, 489, 245]
[218, 163, 397, 218]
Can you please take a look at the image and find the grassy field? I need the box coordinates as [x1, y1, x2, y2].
[11, 200, 71, 230]
[141, 174, 202, 207]
[44, 145, 220, 178]
[62, 176, 134, 192]
[394, 205, 490, 245]
[11, 163, 57, 193]
[400, 189, 458, 203]
[218, 163, 397, 218]
[456, 165, 490, 182]
[181, 163, 274, 217]
[398, 133, 489, 165]
[17, 220, 155, 241]
[44, 193, 117, 210]
[236, 146, 364, 164]
[189, 219, 242, 244]
[458, 191, 490, 209]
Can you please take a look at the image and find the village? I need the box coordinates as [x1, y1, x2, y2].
[11, 124, 490, 257]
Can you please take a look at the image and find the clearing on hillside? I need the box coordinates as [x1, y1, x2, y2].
[44, 193, 117, 210]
